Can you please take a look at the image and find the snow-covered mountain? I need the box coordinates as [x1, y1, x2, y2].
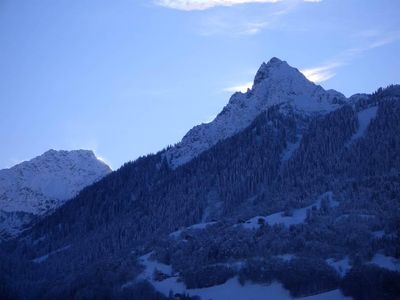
[166, 57, 347, 168]
[2, 59, 399, 300]
[0, 149, 111, 240]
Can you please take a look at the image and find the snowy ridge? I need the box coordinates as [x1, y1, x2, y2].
[166, 57, 347, 168]
[0, 149, 111, 240]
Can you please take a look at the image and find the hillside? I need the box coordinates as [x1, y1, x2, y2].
[1, 59, 399, 300]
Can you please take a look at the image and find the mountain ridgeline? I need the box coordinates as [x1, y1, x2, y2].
[1, 59, 400, 300]
[0, 150, 111, 242]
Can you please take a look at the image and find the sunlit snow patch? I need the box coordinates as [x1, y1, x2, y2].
[369, 253, 400, 272]
[136, 252, 351, 300]
[242, 192, 338, 230]
[275, 254, 296, 262]
[349, 106, 378, 142]
[169, 221, 217, 238]
[32, 245, 71, 263]
[326, 257, 351, 277]
[281, 134, 302, 162]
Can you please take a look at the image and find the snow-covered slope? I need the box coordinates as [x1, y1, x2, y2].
[136, 253, 352, 300]
[166, 57, 347, 168]
[0, 149, 111, 240]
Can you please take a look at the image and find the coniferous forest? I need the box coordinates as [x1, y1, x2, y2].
[1, 86, 400, 299]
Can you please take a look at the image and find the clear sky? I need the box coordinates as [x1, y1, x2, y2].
[1, 0, 399, 170]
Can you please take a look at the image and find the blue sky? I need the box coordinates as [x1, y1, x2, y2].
[1, 0, 399, 169]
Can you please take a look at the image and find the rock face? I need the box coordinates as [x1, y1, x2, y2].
[0, 149, 111, 240]
[165, 57, 347, 168]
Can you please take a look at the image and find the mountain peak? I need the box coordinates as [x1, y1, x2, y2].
[0, 149, 111, 214]
[254, 57, 305, 87]
[261, 57, 284, 68]
[42, 149, 96, 158]
[268, 56, 283, 64]
[37, 149, 109, 169]
[165, 58, 347, 168]
[0, 149, 112, 240]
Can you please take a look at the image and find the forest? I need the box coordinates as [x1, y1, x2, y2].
[0, 86, 400, 299]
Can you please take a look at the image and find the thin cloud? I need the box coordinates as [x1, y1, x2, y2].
[223, 81, 253, 93]
[367, 33, 400, 49]
[240, 21, 270, 35]
[156, 0, 320, 11]
[197, 0, 299, 36]
[157, 0, 281, 11]
[199, 17, 271, 36]
[301, 30, 400, 83]
[301, 63, 341, 83]
[165, 0, 320, 36]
